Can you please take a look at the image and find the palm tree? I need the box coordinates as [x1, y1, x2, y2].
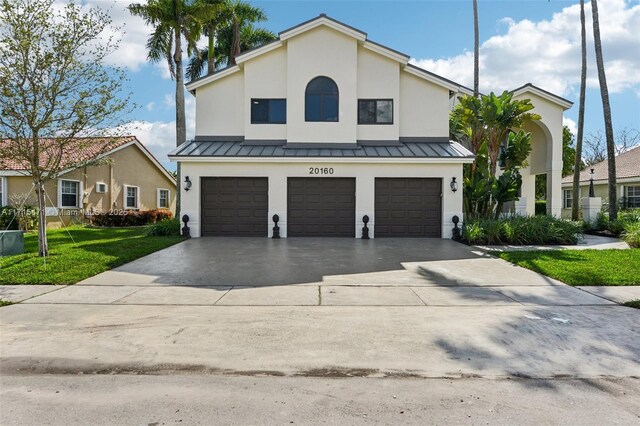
[197, 0, 225, 75]
[473, 0, 479, 97]
[186, 1, 275, 81]
[128, 0, 206, 147]
[571, 0, 587, 221]
[590, 0, 617, 220]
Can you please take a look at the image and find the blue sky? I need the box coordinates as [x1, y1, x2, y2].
[88, 0, 640, 170]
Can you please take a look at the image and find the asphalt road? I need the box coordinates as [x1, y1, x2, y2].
[2, 374, 639, 425]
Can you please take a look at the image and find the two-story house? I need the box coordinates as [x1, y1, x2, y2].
[169, 15, 570, 238]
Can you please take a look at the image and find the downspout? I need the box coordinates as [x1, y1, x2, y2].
[109, 163, 114, 209]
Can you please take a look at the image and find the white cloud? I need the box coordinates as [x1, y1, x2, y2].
[110, 95, 196, 170]
[563, 117, 578, 136]
[145, 102, 155, 112]
[411, 0, 640, 97]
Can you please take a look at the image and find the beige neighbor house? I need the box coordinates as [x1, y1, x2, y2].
[0, 136, 177, 228]
[561, 145, 640, 218]
[170, 15, 570, 239]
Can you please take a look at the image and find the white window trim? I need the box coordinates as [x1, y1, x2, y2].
[157, 188, 170, 209]
[0, 177, 7, 206]
[625, 185, 640, 208]
[96, 182, 108, 193]
[57, 178, 83, 209]
[563, 189, 573, 209]
[123, 185, 140, 210]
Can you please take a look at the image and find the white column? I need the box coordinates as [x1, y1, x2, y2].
[269, 175, 287, 238]
[356, 176, 375, 238]
[582, 197, 602, 225]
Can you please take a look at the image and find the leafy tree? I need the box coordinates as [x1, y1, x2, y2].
[591, 0, 617, 220]
[451, 92, 539, 219]
[186, 0, 275, 80]
[128, 0, 208, 147]
[562, 126, 576, 177]
[571, 0, 587, 220]
[0, 0, 132, 256]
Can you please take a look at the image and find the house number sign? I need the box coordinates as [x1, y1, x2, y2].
[309, 167, 334, 175]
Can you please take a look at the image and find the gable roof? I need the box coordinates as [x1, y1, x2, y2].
[511, 83, 573, 110]
[562, 145, 640, 185]
[185, 14, 472, 94]
[0, 136, 176, 183]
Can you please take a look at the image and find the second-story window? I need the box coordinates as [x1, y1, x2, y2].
[305, 76, 339, 122]
[358, 99, 393, 124]
[251, 99, 286, 124]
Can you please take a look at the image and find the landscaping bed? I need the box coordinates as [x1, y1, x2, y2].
[0, 226, 184, 285]
[497, 249, 640, 286]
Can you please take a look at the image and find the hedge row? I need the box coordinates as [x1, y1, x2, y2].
[90, 209, 172, 227]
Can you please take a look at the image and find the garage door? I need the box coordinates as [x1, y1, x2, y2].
[200, 177, 268, 236]
[288, 178, 355, 237]
[375, 178, 442, 237]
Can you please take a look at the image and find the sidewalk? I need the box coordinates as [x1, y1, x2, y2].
[475, 234, 629, 252]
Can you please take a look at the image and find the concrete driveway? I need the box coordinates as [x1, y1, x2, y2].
[2, 237, 639, 381]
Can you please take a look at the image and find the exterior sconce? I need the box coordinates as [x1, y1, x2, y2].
[450, 177, 458, 193]
[589, 168, 595, 197]
[184, 176, 192, 192]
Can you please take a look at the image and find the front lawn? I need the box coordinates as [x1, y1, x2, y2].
[0, 226, 184, 285]
[497, 249, 640, 286]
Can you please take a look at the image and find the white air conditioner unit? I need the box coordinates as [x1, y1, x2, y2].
[96, 182, 107, 193]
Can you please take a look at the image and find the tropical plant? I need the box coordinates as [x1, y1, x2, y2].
[0, 0, 132, 256]
[128, 0, 209, 147]
[590, 0, 617, 220]
[462, 215, 583, 246]
[451, 92, 539, 219]
[572, 0, 587, 221]
[186, 0, 275, 80]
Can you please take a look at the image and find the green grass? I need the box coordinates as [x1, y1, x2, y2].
[0, 299, 13, 307]
[497, 249, 640, 286]
[622, 300, 640, 309]
[0, 226, 184, 285]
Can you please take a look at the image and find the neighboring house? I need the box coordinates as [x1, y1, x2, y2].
[169, 14, 569, 238]
[0, 136, 176, 228]
[561, 145, 640, 218]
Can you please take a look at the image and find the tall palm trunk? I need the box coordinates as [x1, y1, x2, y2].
[174, 28, 186, 147]
[571, 0, 587, 221]
[591, 0, 617, 220]
[473, 0, 479, 97]
[229, 18, 241, 65]
[207, 24, 215, 74]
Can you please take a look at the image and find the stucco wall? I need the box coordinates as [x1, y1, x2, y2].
[399, 72, 450, 138]
[2, 144, 176, 228]
[193, 25, 453, 143]
[560, 181, 637, 219]
[180, 160, 463, 239]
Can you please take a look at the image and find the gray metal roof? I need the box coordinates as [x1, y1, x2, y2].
[169, 140, 474, 159]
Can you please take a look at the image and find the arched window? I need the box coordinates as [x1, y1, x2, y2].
[305, 76, 339, 122]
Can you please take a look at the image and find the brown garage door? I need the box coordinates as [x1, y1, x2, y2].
[375, 178, 442, 237]
[288, 178, 355, 237]
[200, 177, 268, 236]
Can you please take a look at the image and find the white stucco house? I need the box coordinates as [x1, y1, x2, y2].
[169, 15, 571, 238]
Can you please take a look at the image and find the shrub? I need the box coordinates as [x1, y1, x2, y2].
[90, 209, 173, 227]
[622, 222, 640, 248]
[462, 215, 583, 245]
[535, 200, 546, 216]
[0, 206, 38, 231]
[590, 209, 640, 236]
[145, 218, 181, 236]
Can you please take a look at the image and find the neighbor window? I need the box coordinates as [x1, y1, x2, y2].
[60, 179, 80, 208]
[625, 186, 640, 208]
[251, 99, 286, 124]
[305, 76, 339, 122]
[157, 188, 169, 209]
[563, 189, 573, 209]
[358, 99, 393, 124]
[124, 185, 139, 209]
[0, 177, 5, 206]
[96, 182, 107, 193]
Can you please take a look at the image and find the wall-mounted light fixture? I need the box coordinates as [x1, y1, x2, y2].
[184, 176, 192, 192]
[450, 177, 458, 193]
[589, 168, 595, 197]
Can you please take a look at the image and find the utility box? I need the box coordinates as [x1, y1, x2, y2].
[0, 231, 24, 256]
